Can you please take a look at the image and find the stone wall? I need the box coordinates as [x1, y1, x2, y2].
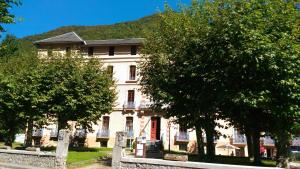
[0, 149, 58, 169]
[120, 157, 278, 169]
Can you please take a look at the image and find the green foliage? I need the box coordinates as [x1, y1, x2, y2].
[141, 0, 299, 164]
[0, 0, 20, 35]
[40, 56, 116, 130]
[24, 14, 161, 41]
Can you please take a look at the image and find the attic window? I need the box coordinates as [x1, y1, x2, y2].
[131, 46, 137, 55]
[88, 47, 94, 56]
[109, 46, 115, 56]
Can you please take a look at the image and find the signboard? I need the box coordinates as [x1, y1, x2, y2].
[135, 136, 146, 158]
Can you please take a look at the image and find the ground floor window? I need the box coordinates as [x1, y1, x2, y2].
[100, 141, 108, 147]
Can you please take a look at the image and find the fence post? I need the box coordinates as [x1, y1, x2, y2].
[56, 129, 70, 169]
[112, 131, 127, 169]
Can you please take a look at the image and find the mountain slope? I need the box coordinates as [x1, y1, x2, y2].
[24, 14, 160, 42]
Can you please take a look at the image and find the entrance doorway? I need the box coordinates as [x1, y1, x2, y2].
[150, 117, 161, 140]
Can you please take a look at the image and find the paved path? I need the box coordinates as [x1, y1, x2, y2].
[76, 163, 111, 169]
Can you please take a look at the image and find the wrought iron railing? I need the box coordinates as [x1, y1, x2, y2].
[123, 101, 135, 109]
[263, 136, 275, 146]
[74, 129, 86, 138]
[233, 134, 247, 144]
[292, 137, 300, 146]
[175, 132, 189, 141]
[97, 129, 110, 138]
[50, 129, 58, 138]
[32, 129, 43, 137]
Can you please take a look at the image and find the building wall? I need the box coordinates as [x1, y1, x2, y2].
[36, 43, 274, 157]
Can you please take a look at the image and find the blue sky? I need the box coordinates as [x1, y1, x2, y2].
[3, 0, 191, 38]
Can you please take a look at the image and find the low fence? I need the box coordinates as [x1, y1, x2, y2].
[0, 130, 70, 169]
[112, 131, 278, 169]
[120, 157, 278, 169]
[0, 149, 57, 169]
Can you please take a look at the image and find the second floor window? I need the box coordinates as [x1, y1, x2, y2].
[102, 116, 110, 130]
[88, 47, 94, 56]
[107, 66, 113, 78]
[129, 65, 136, 80]
[127, 90, 135, 103]
[109, 46, 115, 56]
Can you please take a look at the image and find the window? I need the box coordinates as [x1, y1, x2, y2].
[131, 46, 137, 55]
[109, 46, 115, 56]
[102, 116, 110, 130]
[88, 47, 94, 56]
[66, 47, 71, 57]
[107, 66, 113, 78]
[125, 117, 133, 132]
[129, 65, 136, 80]
[127, 90, 135, 103]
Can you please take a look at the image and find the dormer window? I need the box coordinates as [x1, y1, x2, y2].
[88, 47, 94, 56]
[131, 46, 137, 55]
[66, 47, 71, 57]
[109, 46, 115, 56]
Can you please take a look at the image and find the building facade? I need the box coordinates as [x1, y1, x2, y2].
[33, 32, 286, 157]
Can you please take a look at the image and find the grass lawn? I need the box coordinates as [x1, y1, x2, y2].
[66, 147, 112, 168]
[0, 142, 23, 149]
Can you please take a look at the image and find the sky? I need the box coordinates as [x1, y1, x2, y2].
[3, 0, 191, 39]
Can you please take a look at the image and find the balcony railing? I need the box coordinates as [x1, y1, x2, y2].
[233, 134, 247, 144]
[126, 130, 134, 139]
[263, 136, 275, 146]
[74, 129, 87, 138]
[50, 129, 58, 138]
[123, 101, 135, 110]
[175, 132, 189, 142]
[138, 101, 153, 110]
[292, 137, 300, 146]
[97, 129, 110, 138]
[32, 129, 43, 137]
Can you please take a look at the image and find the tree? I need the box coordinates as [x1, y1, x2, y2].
[40, 56, 116, 131]
[0, 35, 19, 61]
[0, 0, 20, 36]
[140, 2, 225, 160]
[141, 0, 299, 165]
[0, 74, 24, 146]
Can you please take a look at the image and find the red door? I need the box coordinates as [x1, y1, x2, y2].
[151, 117, 157, 140]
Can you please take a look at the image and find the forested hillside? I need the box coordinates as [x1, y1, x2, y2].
[24, 14, 160, 41]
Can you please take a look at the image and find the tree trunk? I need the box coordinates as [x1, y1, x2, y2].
[252, 131, 261, 166]
[275, 132, 290, 168]
[195, 124, 205, 160]
[25, 119, 34, 147]
[204, 125, 215, 161]
[4, 129, 15, 147]
[245, 130, 254, 161]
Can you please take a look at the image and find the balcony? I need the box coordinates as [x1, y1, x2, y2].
[32, 129, 43, 138]
[138, 101, 153, 110]
[291, 137, 300, 146]
[232, 134, 247, 145]
[174, 132, 189, 144]
[50, 129, 58, 140]
[126, 130, 134, 139]
[96, 129, 110, 141]
[123, 101, 136, 112]
[74, 129, 87, 138]
[263, 136, 275, 146]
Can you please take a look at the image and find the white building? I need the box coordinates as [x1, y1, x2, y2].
[34, 32, 279, 157]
